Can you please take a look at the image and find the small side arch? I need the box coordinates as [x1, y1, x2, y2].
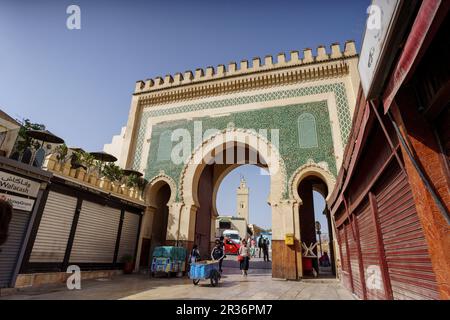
[289, 159, 336, 203]
[145, 172, 177, 208]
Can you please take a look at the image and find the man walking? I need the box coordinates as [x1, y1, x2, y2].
[262, 239, 270, 262]
[258, 236, 263, 258]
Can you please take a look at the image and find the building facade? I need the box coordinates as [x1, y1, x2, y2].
[120, 41, 361, 279]
[329, 0, 449, 300]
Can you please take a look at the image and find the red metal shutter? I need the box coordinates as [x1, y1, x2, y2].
[374, 164, 439, 300]
[337, 226, 351, 290]
[357, 201, 386, 300]
[346, 222, 363, 299]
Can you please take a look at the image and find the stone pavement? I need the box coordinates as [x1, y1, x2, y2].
[1, 267, 354, 300]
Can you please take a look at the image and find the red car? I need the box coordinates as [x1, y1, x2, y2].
[223, 237, 240, 255]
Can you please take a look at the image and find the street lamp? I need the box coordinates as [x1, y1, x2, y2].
[315, 221, 323, 257]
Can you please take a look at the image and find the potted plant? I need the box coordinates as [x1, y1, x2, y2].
[54, 144, 69, 172]
[121, 254, 135, 274]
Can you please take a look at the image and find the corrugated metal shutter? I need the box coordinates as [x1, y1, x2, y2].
[338, 226, 351, 290]
[346, 222, 363, 298]
[375, 164, 439, 300]
[70, 201, 120, 263]
[357, 201, 386, 300]
[29, 191, 77, 263]
[117, 211, 140, 261]
[0, 209, 29, 288]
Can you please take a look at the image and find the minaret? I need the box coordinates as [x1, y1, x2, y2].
[237, 176, 249, 223]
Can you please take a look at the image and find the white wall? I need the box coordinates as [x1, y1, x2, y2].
[103, 126, 127, 168]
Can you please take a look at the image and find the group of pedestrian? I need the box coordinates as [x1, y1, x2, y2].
[188, 234, 271, 279]
[257, 236, 270, 262]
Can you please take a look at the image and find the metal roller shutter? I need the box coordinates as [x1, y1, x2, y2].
[346, 222, 363, 298]
[357, 201, 386, 300]
[29, 191, 77, 263]
[117, 212, 140, 261]
[375, 164, 439, 300]
[337, 226, 351, 290]
[0, 209, 29, 288]
[70, 201, 120, 263]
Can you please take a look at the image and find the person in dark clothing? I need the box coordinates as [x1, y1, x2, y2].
[262, 239, 270, 262]
[0, 199, 13, 249]
[258, 236, 264, 258]
[211, 240, 225, 273]
[319, 251, 331, 267]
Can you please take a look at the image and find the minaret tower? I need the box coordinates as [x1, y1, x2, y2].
[237, 176, 249, 223]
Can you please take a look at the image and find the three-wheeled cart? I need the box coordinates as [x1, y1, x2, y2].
[150, 246, 186, 277]
[189, 260, 221, 287]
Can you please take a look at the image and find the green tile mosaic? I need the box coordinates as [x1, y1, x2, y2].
[144, 101, 336, 200]
[132, 82, 351, 170]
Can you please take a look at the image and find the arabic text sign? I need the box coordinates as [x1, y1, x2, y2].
[0, 171, 40, 197]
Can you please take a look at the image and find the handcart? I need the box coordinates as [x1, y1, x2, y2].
[189, 260, 221, 287]
[151, 246, 186, 277]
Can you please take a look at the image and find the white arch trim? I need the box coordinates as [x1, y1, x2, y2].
[289, 159, 336, 203]
[179, 128, 287, 207]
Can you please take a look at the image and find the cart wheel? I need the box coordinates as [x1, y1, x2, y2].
[210, 271, 219, 287]
[193, 279, 200, 285]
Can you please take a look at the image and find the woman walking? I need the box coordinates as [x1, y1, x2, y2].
[239, 239, 250, 276]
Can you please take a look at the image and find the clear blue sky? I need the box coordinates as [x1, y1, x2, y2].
[0, 0, 369, 231]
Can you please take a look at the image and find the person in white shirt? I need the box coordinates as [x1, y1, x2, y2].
[238, 239, 250, 276]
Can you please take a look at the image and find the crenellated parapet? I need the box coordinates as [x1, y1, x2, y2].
[134, 41, 357, 95]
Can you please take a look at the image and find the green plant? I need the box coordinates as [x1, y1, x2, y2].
[137, 177, 148, 190]
[120, 254, 134, 263]
[54, 144, 69, 164]
[78, 151, 96, 175]
[70, 151, 87, 170]
[126, 173, 139, 188]
[15, 119, 45, 152]
[101, 163, 123, 182]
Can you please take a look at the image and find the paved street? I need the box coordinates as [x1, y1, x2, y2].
[1, 267, 353, 300]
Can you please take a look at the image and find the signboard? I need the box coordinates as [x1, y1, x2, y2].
[0, 193, 35, 212]
[358, 0, 402, 99]
[0, 171, 40, 197]
[285, 233, 294, 246]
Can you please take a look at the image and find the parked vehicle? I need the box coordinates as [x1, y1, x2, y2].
[223, 237, 240, 255]
[222, 229, 240, 242]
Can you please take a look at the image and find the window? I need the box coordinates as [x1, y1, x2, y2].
[156, 130, 173, 162]
[298, 113, 318, 148]
[219, 221, 231, 229]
